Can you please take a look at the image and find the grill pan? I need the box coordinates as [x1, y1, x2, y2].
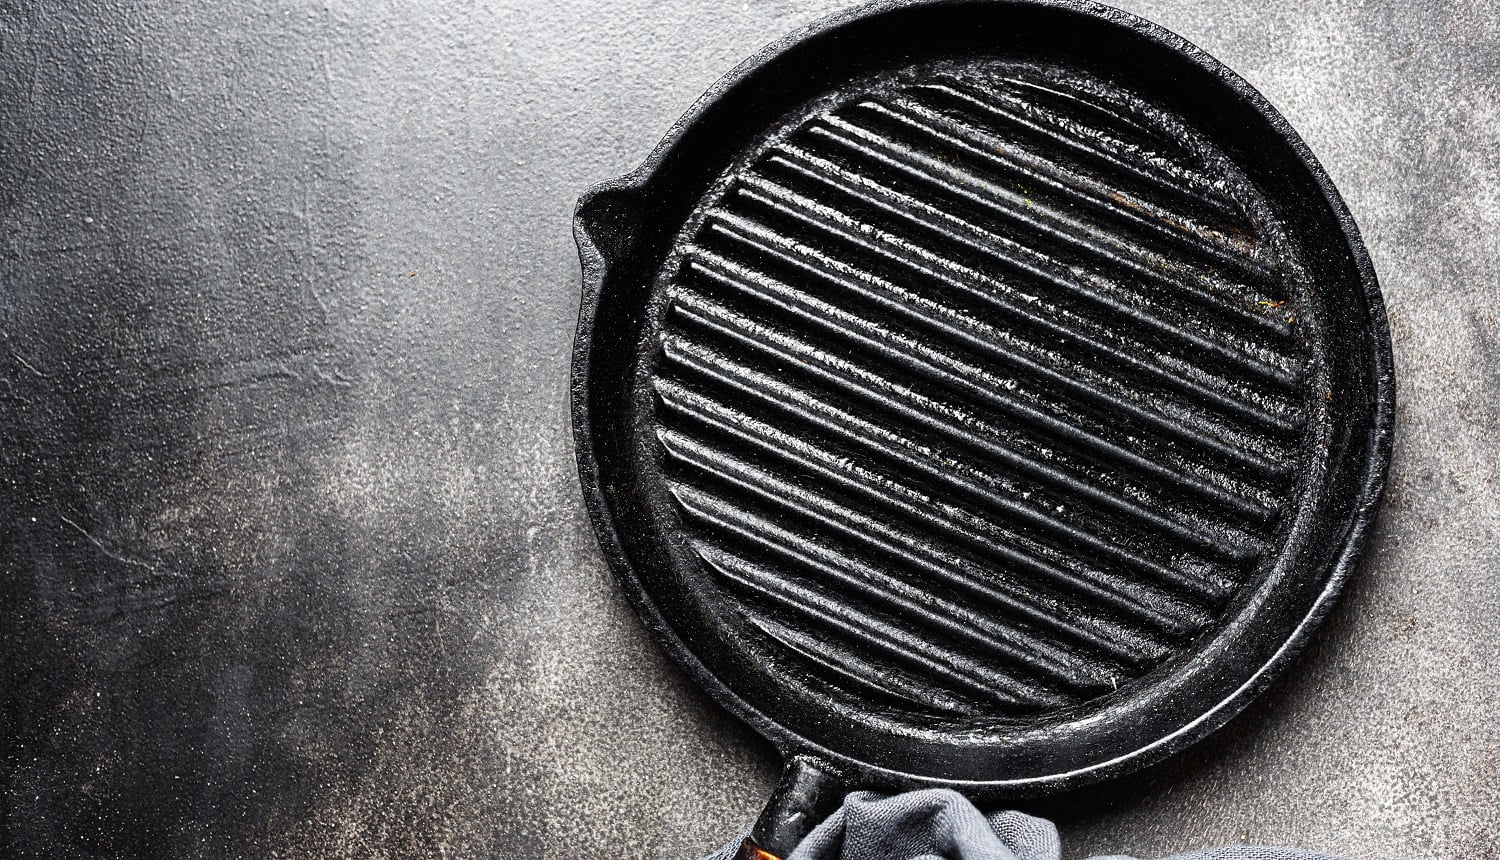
[570, 2, 1393, 856]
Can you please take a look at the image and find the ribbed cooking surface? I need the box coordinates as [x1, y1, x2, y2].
[647, 62, 1311, 717]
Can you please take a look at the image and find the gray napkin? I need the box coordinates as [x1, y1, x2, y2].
[706, 789, 1348, 860]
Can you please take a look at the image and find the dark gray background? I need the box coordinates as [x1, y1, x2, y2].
[1, 1, 1494, 858]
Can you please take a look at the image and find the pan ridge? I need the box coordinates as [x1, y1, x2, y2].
[648, 59, 1314, 726]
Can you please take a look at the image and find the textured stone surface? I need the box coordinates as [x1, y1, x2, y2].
[0, 2, 1493, 858]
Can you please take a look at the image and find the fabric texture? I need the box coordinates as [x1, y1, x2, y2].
[705, 790, 1350, 860]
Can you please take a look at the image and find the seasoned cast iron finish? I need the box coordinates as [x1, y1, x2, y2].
[571, 0, 1392, 854]
[745, 757, 847, 858]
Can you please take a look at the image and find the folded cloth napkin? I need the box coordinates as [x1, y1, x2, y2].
[705, 789, 1347, 860]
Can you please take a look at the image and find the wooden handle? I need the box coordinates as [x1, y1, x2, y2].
[736, 837, 783, 860]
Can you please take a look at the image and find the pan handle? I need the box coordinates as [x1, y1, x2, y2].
[735, 755, 846, 860]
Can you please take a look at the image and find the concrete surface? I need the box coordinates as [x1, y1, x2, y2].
[0, 1, 1494, 858]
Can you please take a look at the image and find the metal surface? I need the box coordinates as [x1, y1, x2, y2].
[573, 1, 1391, 831]
[1, 1, 1495, 858]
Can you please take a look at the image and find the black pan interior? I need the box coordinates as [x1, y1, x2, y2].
[572, 0, 1391, 798]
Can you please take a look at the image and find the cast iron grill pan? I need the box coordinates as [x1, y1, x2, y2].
[572, 2, 1391, 856]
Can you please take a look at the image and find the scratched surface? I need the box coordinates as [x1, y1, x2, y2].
[0, 2, 1495, 858]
